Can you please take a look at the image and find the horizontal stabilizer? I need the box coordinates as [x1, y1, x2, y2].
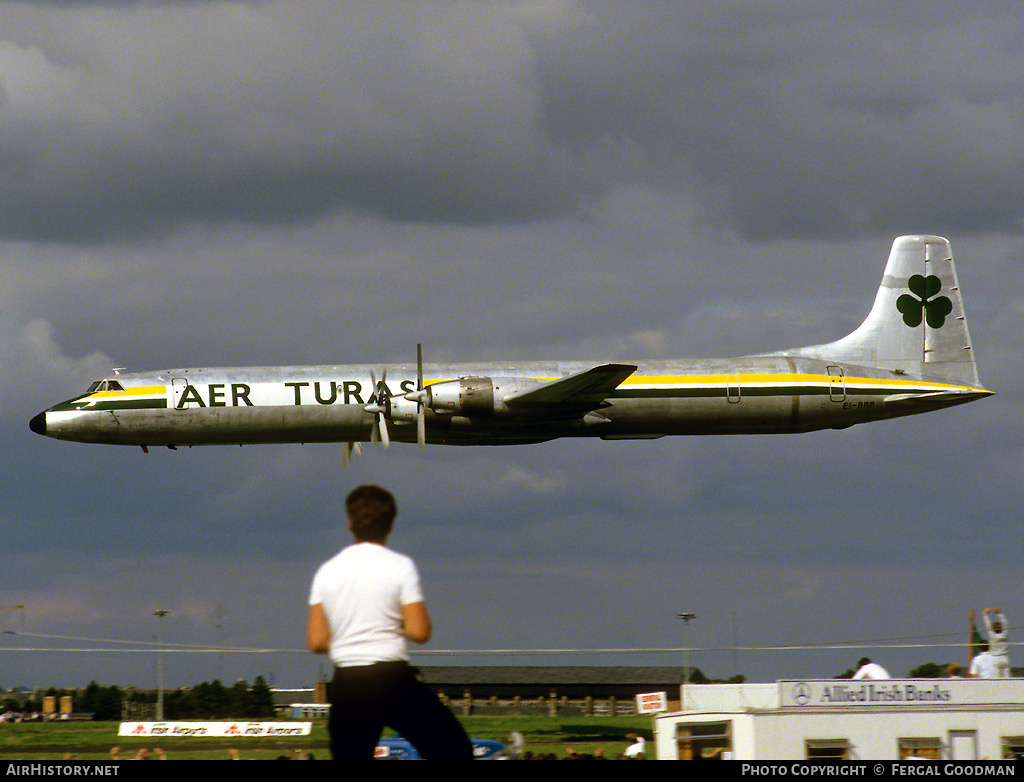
[884, 389, 992, 408]
[504, 364, 637, 407]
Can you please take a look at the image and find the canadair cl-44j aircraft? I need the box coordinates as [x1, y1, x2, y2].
[31, 235, 990, 458]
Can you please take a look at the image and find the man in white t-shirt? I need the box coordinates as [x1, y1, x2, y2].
[308, 485, 472, 760]
[969, 643, 1000, 679]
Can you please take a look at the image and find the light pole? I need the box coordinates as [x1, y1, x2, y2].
[677, 612, 696, 709]
[154, 609, 169, 720]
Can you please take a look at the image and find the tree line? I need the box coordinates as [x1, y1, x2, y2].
[3, 677, 276, 721]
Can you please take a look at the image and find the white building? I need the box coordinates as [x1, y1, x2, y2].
[653, 679, 1024, 760]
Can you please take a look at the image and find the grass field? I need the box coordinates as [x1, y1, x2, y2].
[0, 715, 654, 760]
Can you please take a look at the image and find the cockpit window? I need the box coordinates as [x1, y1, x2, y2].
[85, 380, 125, 393]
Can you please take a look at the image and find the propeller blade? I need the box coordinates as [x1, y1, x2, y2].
[416, 343, 426, 449]
[417, 343, 423, 390]
[366, 369, 388, 446]
[341, 442, 350, 466]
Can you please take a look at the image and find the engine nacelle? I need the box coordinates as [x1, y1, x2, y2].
[410, 376, 542, 417]
[386, 394, 421, 423]
[424, 377, 495, 416]
[394, 376, 544, 417]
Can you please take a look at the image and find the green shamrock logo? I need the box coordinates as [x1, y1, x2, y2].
[896, 274, 953, 328]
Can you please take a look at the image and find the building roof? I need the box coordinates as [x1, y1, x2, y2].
[418, 666, 687, 687]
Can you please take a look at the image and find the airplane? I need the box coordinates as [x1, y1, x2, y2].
[30, 235, 991, 457]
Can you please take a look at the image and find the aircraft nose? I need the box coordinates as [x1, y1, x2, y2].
[29, 412, 47, 436]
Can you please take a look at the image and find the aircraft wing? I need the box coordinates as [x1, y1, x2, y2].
[503, 363, 637, 409]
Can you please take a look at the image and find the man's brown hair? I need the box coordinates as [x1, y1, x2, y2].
[346, 485, 397, 541]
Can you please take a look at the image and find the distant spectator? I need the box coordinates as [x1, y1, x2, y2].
[852, 658, 891, 680]
[946, 663, 963, 678]
[970, 642, 999, 678]
[624, 733, 647, 759]
[982, 608, 1011, 678]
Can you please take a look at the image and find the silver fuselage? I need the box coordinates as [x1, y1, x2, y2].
[30, 355, 989, 448]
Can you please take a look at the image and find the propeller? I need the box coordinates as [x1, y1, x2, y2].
[415, 343, 426, 449]
[364, 368, 391, 449]
[394, 343, 429, 449]
[361, 345, 430, 451]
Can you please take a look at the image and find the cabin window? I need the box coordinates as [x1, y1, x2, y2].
[899, 738, 942, 760]
[86, 381, 103, 393]
[676, 721, 731, 760]
[805, 739, 851, 760]
[107, 380, 124, 391]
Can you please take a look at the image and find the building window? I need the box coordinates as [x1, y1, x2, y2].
[676, 721, 732, 760]
[1002, 738, 1024, 760]
[949, 730, 977, 760]
[805, 740, 851, 760]
[899, 738, 942, 760]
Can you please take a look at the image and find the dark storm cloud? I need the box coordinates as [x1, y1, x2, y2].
[535, 2, 1024, 239]
[0, 1, 595, 240]
[2, 1, 1024, 241]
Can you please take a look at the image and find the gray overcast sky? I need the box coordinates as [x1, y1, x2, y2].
[2, 0, 1022, 689]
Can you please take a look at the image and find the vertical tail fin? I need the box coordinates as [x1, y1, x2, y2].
[791, 235, 985, 388]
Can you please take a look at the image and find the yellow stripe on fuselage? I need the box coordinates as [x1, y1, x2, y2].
[431, 373, 980, 393]
[618, 373, 979, 392]
[87, 385, 166, 399]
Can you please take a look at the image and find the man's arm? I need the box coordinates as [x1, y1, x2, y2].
[983, 608, 995, 637]
[402, 601, 432, 644]
[307, 603, 331, 654]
